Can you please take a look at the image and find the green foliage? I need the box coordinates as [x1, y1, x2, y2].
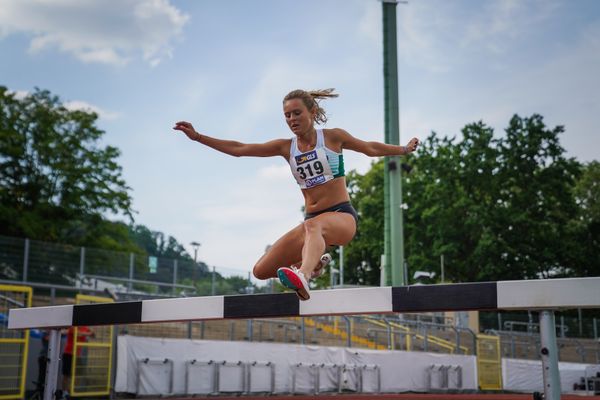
[342, 114, 594, 285]
[0, 86, 256, 294]
[489, 115, 581, 279]
[188, 274, 259, 296]
[129, 224, 194, 260]
[339, 161, 385, 285]
[570, 161, 600, 276]
[0, 86, 134, 247]
[575, 161, 600, 223]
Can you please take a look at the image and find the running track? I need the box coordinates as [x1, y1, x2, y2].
[170, 394, 600, 400]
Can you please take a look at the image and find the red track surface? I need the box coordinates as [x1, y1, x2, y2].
[170, 394, 600, 400]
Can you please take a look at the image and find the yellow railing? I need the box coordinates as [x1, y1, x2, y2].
[303, 315, 467, 354]
[303, 317, 387, 350]
[363, 317, 411, 350]
[363, 317, 469, 354]
[0, 284, 32, 400]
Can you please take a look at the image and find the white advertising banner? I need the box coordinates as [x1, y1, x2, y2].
[502, 358, 597, 392]
[115, 335, 478, 394]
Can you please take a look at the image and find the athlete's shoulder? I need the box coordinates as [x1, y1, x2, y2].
[268, 137, 291, 148]
[281, 137, 292, 148]
[274, 137, 292, 158]
[322, 127, 350, 138]
[322, 127, 347, 134]
[275, 137, 292, 144]
[323, 128, 352, 144]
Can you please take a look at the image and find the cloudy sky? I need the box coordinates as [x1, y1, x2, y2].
[1, 0, 599, 280]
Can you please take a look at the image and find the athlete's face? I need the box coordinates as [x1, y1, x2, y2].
[283, 98, 315, 135]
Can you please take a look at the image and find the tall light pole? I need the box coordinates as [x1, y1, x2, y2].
[190, 241, 201, 281]
[382, 0, 406, 286]
[190, 241, 201, 263]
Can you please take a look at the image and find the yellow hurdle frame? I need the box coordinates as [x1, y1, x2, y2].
[0, 284, 32, 400]
[476, 333, 502, 390]
[69, 294, 114, 397]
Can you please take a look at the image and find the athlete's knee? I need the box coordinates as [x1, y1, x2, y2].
[252, 262, 273, 280]
[252, 265, 267, 280]
[303, 218, 322, 235]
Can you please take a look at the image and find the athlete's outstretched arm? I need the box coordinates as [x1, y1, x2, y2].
[173, 121, 288, 158]
[335, 128, 419, 157]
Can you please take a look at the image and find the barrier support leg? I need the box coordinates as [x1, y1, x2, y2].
[539, 310, 561, 400]
[44, 329, 61, 400]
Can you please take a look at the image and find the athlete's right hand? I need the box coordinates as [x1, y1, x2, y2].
[173, 121, 202, 141]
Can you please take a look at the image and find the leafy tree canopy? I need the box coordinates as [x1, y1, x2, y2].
[339, 114, 595, 285]
[129, 224, 193, 260]
[0, 86, 254, 293]
[0, 86, 133, 247]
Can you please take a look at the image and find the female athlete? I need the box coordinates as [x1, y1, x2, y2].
[173, 89, 419, 300]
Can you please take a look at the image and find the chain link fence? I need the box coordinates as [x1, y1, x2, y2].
[0, 235, 262, 297]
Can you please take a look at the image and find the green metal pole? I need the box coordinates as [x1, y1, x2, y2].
[382, 0, 405, 286]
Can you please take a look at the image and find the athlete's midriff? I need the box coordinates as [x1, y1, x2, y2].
[301, 177, 350, 214]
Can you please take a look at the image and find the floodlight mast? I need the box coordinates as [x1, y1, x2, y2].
[382, 0, 407, 286]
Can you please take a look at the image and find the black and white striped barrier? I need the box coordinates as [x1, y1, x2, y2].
[8, 278, 600, 329]
[8, 277, 600, 400]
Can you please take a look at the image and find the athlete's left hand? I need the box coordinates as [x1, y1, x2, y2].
[405, 137, 419, 154]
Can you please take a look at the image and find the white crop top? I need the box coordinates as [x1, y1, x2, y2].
[288, 129, 345, 189]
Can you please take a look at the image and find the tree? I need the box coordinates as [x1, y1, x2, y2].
[0, 86, 133, 245]
[338, 114, 591, 285]
[570, 161, 600, 276]
[333, 160, 385, 286]
[129, 224, 194, 260]
[404, 122, 503, 283]
[493, 115, 581, 279]
[407, 115, 583, 282]
[574, 161, 600, 224]
[128, 224, 209, 283]
[188, 273, 258, 296]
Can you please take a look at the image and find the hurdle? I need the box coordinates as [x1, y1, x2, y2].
[8, 277, 600, 400]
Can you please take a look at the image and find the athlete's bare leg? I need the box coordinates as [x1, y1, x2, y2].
[252, 223, 304, 279]
[298, 212, 355, 278]
[252, 212, 356, 280]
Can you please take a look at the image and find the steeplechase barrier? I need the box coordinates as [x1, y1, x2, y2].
[8, 277, 600, 400]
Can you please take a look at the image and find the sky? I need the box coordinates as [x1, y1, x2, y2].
[1, 0, 599, 281]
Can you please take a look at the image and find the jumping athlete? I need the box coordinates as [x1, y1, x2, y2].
[173, 89, 419, 300]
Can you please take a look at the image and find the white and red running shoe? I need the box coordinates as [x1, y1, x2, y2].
[311, 253, 332, 279]
[277, 266, 310, 300]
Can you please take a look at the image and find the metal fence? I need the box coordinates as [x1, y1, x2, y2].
[0, 235, 260, 297]
[482, 309, 600, 340]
